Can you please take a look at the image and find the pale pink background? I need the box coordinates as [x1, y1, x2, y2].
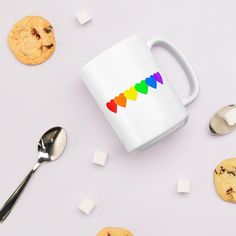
[0, 0, 236, 235]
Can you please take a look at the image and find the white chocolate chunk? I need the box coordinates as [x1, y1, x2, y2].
[92, 150, 108, 166]
[78, 197, 96, 215]
[223, 108, 236, 126]
[76, 9, 92, 25]
[177, 180, 190, 193]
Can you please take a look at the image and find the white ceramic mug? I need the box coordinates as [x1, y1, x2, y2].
[79, 35, 199, 152]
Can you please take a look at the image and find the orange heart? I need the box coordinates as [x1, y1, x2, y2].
[114, 93, 127, 107]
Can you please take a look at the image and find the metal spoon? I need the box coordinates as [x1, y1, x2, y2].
[209, 104, 236, 135]
[0, 126, 67, 223]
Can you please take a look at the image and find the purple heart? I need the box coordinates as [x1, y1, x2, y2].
[145, 75, 157, 88]
[154, 72, 163, 84]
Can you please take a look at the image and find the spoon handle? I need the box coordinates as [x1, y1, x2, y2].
[0, 169, 35, 223]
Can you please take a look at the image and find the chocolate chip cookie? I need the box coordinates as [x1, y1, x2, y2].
[214, 158, 236, 203]
[96, 227, 133, 236]
[8, 16, 55, 65]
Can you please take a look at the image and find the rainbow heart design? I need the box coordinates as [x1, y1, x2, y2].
[124, 87, 138, 101]
[114, 93, 127, 107]
[145, 75, 157, 88]
[106, 71, 164, 113]
[135, 80, 148, 94]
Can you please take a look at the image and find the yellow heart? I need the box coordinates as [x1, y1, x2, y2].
[124, 86, 138, 101]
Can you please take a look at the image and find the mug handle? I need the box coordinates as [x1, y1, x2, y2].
[147, 38, 199, 106]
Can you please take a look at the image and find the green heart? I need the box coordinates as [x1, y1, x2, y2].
[134, 80, 148, 94]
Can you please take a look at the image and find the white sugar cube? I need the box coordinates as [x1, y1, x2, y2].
[76, 9, 92, 25]
[92, 150, 108, 166]
[177, 180, 190, 193]
[78, 197, 96, 215]
[223, 108, 236, 126]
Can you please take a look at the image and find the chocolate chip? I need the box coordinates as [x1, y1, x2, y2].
[36, 34, 41, 40]
[219, 166, 226, 174]
[226, 187, 233, 195]
[107, 233, 111, 236]
[44, 26, 53, 33]
[31, 28, 37, 35]
[31, 28, 41, 39]
[214, 169, 218, 175]
[45, 43, 54, 49]
[227, 170, 236, 176]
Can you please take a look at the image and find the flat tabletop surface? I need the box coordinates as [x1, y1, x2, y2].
[0, 0, 236, 235]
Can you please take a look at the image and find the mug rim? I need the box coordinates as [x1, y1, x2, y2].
[78, 34, 139, 75]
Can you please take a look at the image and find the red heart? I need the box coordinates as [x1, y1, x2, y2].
[106, 99, 117, 113]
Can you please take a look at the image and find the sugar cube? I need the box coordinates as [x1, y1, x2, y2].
[92, 150, 108, 166]
[177, 180, 191, 193]
[76, 9, 92, 25]
[78, 197, 96, 215]
[223, 108, 236, 126]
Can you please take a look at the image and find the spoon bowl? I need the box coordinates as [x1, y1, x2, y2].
[209, 105, 236, 135]
[38, 127, 67, 163]
[0, 126, 67, 223]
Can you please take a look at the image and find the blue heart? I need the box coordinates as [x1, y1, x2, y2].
[145, 75, 157, 89]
